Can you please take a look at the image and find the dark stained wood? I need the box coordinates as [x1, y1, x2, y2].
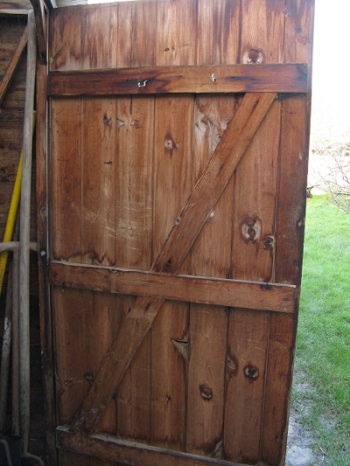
[48, 63, 308, 96]
[0, 25, 27, 106]
[57, 427, 245, 466]
[49, 262, 296, 313]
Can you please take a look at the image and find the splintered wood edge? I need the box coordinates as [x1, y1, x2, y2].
[56, 426, 246, 466]
[49, 261, 296, 313]
[48, 63, 308, 96]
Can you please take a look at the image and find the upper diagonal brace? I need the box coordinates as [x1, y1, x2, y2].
[69, 92, 277, 435]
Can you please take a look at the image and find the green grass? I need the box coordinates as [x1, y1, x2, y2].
[293, 195, 350, 465]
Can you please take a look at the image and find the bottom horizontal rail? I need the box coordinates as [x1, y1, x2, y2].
[57, 426, 247, 466]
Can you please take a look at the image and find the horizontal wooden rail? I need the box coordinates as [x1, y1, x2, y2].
[57, 426, 245, 466]
[48, 63, 308, 96]
[49, 261, 296, 313]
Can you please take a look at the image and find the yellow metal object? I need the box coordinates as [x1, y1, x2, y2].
[0, 115, 35, 295]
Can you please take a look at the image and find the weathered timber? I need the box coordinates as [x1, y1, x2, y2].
[115, 0, 156, 446]
[36, 61, 57, 466]
[261, 1, 315, 464]
[224, 1, 285, 462]
[48, 64, 308, 96]
[30, 0, 47, 64]
[69, 91, 276, 435]
[150, 0, 196, 448]
[49, 261, 296, 313]
[57, 427, 245, 466]
[0, 25, 27, 106]
[186, 2, 238, 454]
[44, 2, 315, 464]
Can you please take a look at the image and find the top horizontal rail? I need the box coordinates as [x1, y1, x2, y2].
[48, 63, 308, 96]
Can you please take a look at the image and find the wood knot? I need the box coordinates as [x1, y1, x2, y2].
[199, 384, 213, 400]
[84, 373, 94, 386]
[116, 118, 125, 127]
[261, 235, 275, 250]
[243, 48, 264, 64]
[244, 365, 259, 380]
[226, 353, 238, 377]
[241, 217, 261, 243]
[103, 114, 112, 126]
[165, 138, 177, 151]
[130, 119, 140, 128]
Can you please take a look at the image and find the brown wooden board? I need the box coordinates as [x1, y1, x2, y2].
[47, 63, 308, 96]
[41, 1, 315, 465]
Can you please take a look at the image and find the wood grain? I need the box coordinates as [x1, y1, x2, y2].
[224, 1, 286, 462]
[150, 0, 196, 449]
[186, 0, 238, 455]
[115, 0, 156, 446]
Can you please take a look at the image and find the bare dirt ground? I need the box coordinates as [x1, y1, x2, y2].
[286, 379, 325, 466]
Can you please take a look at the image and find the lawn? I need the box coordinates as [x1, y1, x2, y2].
[293, 195, 350, 465]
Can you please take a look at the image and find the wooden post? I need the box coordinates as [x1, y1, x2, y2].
[19, 11, 36, 454]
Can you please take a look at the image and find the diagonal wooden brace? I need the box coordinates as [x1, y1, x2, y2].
[0, 26, 28, 108]
[69, 92, 277, 434]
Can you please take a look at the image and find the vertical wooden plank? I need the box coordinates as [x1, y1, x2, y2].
[79, 93, 119, 451]
[49, 10, 89, 463]
[80, 97, 116, 267]
[186, 0, 239, 457]
[81, 5, 112, 70]
[36, 62, 57, 466]
[49, 6, 83, 71]
[50, 7, 120, 466]
[224, 0, 285, 463]
[50, 98, 82, 262]
[151, 93, 194, 450]
[225, 309, 269, 462]
[115, 0, 156, 445]
[151, 0, 197, 450]
[261, 1, 314, 464]
[54, 287, 86, 425]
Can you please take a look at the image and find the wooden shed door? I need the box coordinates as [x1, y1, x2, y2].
[41, 1, 314, 465]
